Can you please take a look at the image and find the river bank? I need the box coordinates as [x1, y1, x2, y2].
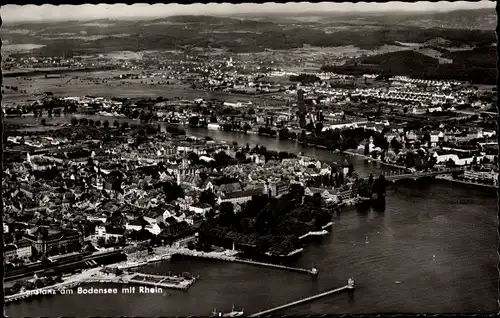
[435, 175, 498, 189]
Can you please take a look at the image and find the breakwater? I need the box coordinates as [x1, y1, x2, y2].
[250, 278, 355, 317]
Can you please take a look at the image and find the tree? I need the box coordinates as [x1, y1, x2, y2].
[206, 208, 215, 219]
[347, 164, 354, 177]
[312, 192, 322, 207]
[41, 118, 47, 126]
[199, 189, 216, 206]
[79, 118, 88, 126]
[113, 120, 120, 128]
[306, 121, 315, 132]
[188, 152, 199, 165]
[364, 143, 370, 156]
[446, 158, 456, 168]
[163, 182, 185, 203]
[368, 173, 374, 185]
[188, 116, 200, 127]
[243, 123, 251, 133]
[34, 279, 45, 288]
[390, 138, 403, 152]
[112, 178, 123, 194]
[108, 236, 117, 246]
[118, 235, 126, 246]
[315, 122, 324, 135]
[95, 120, 101, 127]
[471, 156, 478, 166]
[71, 117, 78, 126]
[97, 237, 106, 247]
[103, 120, 110, 129]
[214, 151, 233, 167]
[219, 202, 235, 226]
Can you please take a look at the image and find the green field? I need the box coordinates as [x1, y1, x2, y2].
[3, 71, 283, 106]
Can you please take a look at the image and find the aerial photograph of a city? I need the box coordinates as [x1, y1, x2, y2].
[1, 1, 498, 317]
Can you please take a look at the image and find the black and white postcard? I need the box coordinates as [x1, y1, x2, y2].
[1, 2, 498, 316]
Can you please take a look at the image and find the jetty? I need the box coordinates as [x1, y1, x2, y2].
[249, 278, 355, 317]
[233, 258, 317, 275]
[298, 230, 329, 240]
[171, 248, 318, 275]
[321, 221, 334, 229]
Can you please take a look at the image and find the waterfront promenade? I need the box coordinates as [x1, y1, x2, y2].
[5, 267, 103, 303]
[5, 268, 197, 303]
[249, 278, 355, 317]
[435, 174, 498, 189]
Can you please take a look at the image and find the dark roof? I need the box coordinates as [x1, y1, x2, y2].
[105, 226, 126, 235]
[218, 182, 242, 193]
[5, 244, 17, 252]
[223, 188, 263, 200]
[164, 216, 178, 225]
[128, 219, 146, 227]
[213, 177, 239, 186]
[17, 239, 32, 248]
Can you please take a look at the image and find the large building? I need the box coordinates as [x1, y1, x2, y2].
[23, 226, 84, 257]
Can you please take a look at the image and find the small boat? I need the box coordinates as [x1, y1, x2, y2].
[395, 281, 401, 284]
[212, 305, 244, 317]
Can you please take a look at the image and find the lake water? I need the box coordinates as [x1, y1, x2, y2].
[5, 120, 499, 316]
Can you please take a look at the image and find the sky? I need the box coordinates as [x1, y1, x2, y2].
[1, 1, 496, 23]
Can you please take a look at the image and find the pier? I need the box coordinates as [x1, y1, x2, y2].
[171, 248, 318, 275]
[298, 230, 329, 240]
[233, 258, 318, 275]
[249, 278, 355, 317]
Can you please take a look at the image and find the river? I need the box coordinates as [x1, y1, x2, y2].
[5, 116, 499, 316]
[8, 114, 402, 177]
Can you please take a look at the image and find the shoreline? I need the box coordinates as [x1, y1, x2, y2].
[435, 175, 498, 189]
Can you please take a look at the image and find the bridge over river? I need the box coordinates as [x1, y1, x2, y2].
[376, 167, 464, 182]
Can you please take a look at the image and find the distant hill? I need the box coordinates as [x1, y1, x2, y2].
[441, 46, 497, 68]
[321, 45, 496, 84]
[236, 8, 496, 30]
[360, 50, 439, 68]
[327, 50, 441, 77]
[2, 11, 496, 72]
